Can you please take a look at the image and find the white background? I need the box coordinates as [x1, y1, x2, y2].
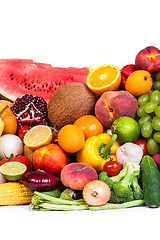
[0, 0, 160, 239]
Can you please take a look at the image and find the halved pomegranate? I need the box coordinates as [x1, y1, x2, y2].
[11, 94, 47, 124]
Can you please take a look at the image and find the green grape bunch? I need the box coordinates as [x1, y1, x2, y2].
[136, 71, 160, 155]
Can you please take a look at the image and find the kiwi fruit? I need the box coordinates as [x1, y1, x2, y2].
[47, 82, 97, 128]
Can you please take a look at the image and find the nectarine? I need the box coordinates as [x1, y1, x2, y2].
[135, 46, 160, 73]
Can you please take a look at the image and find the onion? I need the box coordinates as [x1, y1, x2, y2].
[23, 170, 58, 191]
[0, 134, 23, 159]
[83, 180, 111, 206]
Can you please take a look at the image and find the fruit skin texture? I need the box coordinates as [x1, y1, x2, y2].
[95, 90, 138, 128]
[1, 111, 17, 135]
[134, 138, 149, 157]
[82, 180, 111, 206]
[58, 124, 85, 153]
[135, 46, 160, 73]
[120, 64, 137, 89]
[32, 144, 67, 175]
[74, 115, 104, 139]
[0, 59, 90, 103]
[0, 100, 13, 113]
[111, 116, 140, 143]
[152, 154, 160, 169]
[125, 70, 152, 97]
[47, 82, 96, 129]
[0, 100, 17, 135]
[60, 163, 98, 190]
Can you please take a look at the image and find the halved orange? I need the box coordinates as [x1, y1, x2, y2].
[86, 64, 121, 94]
[23, 125, 52, 150]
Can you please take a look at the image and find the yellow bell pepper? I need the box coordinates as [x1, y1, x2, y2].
[77, 133, 120, 172]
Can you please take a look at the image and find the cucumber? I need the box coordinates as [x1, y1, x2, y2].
[140, 155, 160, 208]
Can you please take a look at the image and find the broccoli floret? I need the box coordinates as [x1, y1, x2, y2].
[113, 182, 134, 200]
[99, 160, 141, 203]
[112, 161, 140, 201]
[99, 171, 114, 189]
[131, 170, 143, 200]
[108, 190, 125, 204]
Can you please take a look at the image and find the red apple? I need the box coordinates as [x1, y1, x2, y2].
[120, 64, 137, 89]
[135, 46, 160, 73]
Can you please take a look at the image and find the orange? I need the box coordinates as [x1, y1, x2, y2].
[23, 125, 52, 150]
[74, 115, 104, 139]
[58, 125, 85, 153]
[86, 64, 121, 94]
[125, 70, 153, 96]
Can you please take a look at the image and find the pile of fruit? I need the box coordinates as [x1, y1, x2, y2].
[0, 46, 160, 211]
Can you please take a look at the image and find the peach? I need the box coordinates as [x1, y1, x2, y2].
[95, 90, 138, 128]
[135, 46, 160, 73]
[60, 163, 98, 190]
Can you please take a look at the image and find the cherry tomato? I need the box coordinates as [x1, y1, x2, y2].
[51, 127, 60, 144]
[18, 125, 30, 140]
[103, 161, 121, 177]
[134, 138, 149, 157]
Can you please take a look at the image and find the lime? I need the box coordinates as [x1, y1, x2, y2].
[0, 162, 27, 181]
[111, 116, 140, 143]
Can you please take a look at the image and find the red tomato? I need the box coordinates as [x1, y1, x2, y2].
[103, 161, 121, 177]
[18, 125, 30, 140]
[0, 155, 32, 172]
[134, 138, 149, 157]
[51, 128, 60, 144]
[0, 158, 9, 166]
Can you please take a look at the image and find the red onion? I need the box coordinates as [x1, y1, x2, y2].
[23, 170, 58, 191]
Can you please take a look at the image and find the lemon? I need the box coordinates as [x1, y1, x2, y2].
[0, 162, 27, 181]
[23, 125, 52, 150]
[111, 116, 140, 143]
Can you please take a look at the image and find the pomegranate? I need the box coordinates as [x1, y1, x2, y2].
[11, 94, 47, 124]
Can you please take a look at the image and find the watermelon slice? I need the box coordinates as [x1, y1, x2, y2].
[0, 59, 90, 103]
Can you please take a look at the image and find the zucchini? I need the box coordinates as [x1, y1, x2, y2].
[140, 155, 160, 208]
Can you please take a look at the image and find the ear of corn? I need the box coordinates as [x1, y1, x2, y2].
[0, 182, 34, 206]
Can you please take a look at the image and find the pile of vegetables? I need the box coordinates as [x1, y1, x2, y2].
[30, 188, 145, 211]
[30, 156, 160, 210]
